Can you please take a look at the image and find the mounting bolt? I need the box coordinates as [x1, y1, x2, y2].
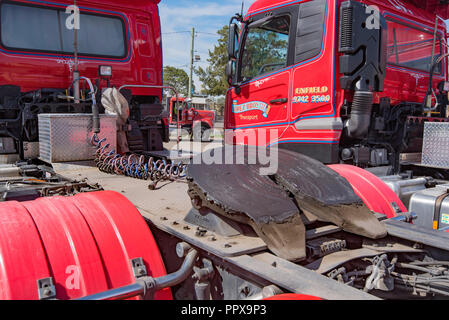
[137, 268, 146, 276]
[37, 277, 56, 300]
[195, 227, 207, 237]
[413, 243, 423, 249]
[192, 196, 202, 210]
[131, 258, 148, 279]
[43, 289, 53, 297]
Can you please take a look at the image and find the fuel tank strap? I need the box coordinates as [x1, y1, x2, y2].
[434, 189, 449, 230]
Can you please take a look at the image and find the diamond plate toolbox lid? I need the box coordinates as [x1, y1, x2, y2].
[422, 122, 449, 169]
[38, 114, 117, 163]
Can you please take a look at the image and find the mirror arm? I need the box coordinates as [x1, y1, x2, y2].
[235, 83, 241, 94]
[229, 13, 244, 25]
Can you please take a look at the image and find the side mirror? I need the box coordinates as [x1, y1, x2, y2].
[225, 60, 235, 86]
[227, 23, 239, 59]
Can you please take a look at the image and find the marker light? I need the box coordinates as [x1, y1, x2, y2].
[99, 65, 113, 77]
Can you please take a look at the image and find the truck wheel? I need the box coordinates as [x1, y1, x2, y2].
[193, 125, 211, 142]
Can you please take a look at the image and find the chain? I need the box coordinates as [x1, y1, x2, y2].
[91, 134, 187, 190]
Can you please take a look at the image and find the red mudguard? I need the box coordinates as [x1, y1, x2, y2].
[329, 165, 407, 218]
[0, 191, 172, 300]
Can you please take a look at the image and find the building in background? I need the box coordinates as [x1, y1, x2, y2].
[189, 96, 212, 110]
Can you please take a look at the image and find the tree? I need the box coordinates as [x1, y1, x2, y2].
[240, 27, 289, 81]
[214, 96, 226, 116]
[196, 21, 289, 96]
[195, 25, 229, 97]
[163, 66, 194, 97]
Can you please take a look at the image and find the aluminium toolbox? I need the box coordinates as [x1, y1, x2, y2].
[38, 114, 117, 163]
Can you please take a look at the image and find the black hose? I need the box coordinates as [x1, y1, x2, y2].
[348, 90, 373, 139]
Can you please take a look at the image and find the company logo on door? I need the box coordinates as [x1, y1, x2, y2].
[232, 100, 271, 118]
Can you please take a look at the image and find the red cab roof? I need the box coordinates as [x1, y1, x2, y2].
[247, 0, 296, 16]
[407, 0, 449, 20]
[247, 0, 449, 20]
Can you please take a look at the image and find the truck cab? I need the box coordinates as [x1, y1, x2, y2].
[0, 0, 169, 159]
[169, 97, 215, 141]
[225, 0, 449, 175]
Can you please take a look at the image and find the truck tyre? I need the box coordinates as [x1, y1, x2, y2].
[193, 124, 211, 142]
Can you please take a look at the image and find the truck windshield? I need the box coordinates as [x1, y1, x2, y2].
[240, 15, 290, 81]
[1, 2, 126, 58]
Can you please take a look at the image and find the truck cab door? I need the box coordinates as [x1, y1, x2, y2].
[226, 6, 298, 146]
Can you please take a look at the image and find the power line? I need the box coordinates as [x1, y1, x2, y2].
[162, 31, 191, 35]
[162, 31, 220, 37]
[196, 32, 220, 37]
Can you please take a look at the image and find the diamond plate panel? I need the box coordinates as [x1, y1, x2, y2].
[38, 114, 117, 163]
[422, 122, 449, 169]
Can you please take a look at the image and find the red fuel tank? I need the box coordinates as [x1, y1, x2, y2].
[0, 191, 172, 300]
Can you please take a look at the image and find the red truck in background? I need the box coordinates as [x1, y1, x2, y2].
[169, 97, 215, 141]
[0, 0, 169, 158]
[225, 0, 449, 176]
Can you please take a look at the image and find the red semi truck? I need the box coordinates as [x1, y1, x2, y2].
[225, 0, 449, 177]
[4, 0, 449, 302]
[169, 97, 215, 141]
[0, 0, 169, 158]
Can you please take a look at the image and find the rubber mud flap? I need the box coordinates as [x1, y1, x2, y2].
[187, 147, 307, 261]
[273, 149, 387, 239]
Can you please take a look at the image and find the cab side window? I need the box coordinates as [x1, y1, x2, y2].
[387, 19, 443, 74]
[240, 15, 291, 82]
[1, 2, 126, 58]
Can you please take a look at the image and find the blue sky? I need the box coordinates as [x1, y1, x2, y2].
[159, 0, 256, 92]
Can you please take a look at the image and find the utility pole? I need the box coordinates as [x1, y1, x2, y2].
[188, 27, 195, 99]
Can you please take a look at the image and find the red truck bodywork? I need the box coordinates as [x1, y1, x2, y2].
[0, 0, 163, 99]
[225, 0, 448, 166]
[169, 97, 215, 133]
